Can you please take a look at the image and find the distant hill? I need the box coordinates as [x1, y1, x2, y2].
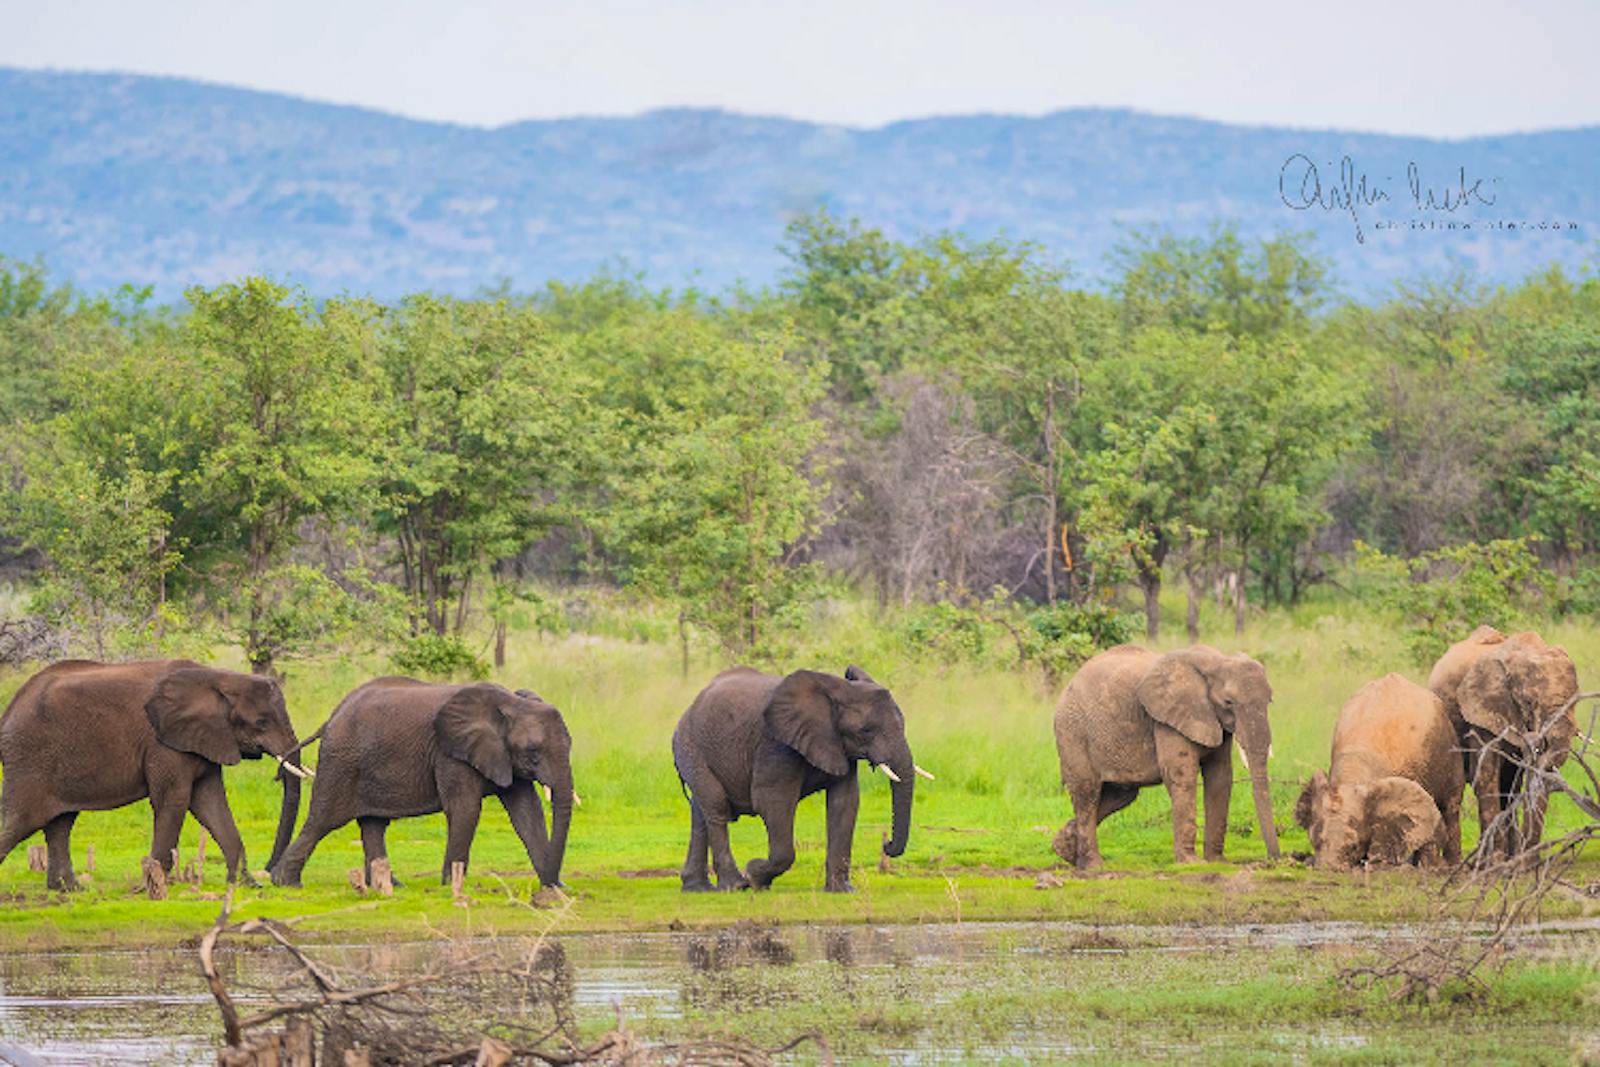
[1, 68, 1595, 301]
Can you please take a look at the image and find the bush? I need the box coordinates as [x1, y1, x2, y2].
[391, 633, 489, 680]
[896, 590, 1138, 680]
[1355, 538, 1553, 664]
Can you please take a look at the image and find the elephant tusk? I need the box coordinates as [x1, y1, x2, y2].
[914, 764, 936, 781]
[573, 791, 583, 806]
[542, 784, 552, 803]
[875, 763, 903, 783]
[1235, 742, 1251, 773]
[1576, 731, 1594, 749]
[276, 755, 313, 780]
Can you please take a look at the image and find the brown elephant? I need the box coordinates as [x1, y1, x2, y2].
[1428, 627, 1579, 856]
[1052, 645, 1280, 869]
[1295, 673, 1464, 870]
[0, 659, 308, 889]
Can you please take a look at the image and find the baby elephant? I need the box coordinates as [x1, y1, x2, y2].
[673, 665, 929, 892]
[1295, 674, 1464, 870]
[272, 678, 574, 888]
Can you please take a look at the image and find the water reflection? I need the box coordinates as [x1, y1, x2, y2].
[0, 920, 1593, 1064]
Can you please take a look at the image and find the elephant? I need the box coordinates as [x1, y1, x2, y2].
[271, 678, 574, 888]
[0, 658, 307, 889]
[672, 665, 928, 893]
[1428, 626, 1579, 856]
[1294, 673, 1464, 870]
[1052, 644, 1280, 869]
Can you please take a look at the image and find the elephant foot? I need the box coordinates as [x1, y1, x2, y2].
[1202, 850, 1226, 864]
[46, 875, 80, 892]
[271, 872, 303, 888]
[1051, 822, 1078, 865]
[1175, 853, 1202, 866]
[681, 879, 716, 893]
[824, 881, 855, 894]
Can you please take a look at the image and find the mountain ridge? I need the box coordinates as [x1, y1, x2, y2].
[2, 67, 1594, 300]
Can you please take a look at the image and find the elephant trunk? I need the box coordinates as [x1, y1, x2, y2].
[882, 744, 915, 858]
[1234, 729, 1279, 861]
[265, 736, 305, 874]
[541, 765, 574, 887]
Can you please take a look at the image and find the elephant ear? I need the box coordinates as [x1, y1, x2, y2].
[1136, 654, 1223, 748]
[144, 667, 242, 766]
[763, 670, 850, 776]
[1459, 655, 1518, 737]
[1294, 770, 1329, 831]
[435, 684, 514, 788]
[843, 665, 877, 685]
[1362, 777, 1442, 866]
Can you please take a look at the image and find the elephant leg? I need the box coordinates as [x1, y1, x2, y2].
[1200, 746, 1233, 862]
[0, 805, 52, 875]
[43, 812, 79, 891]
[273, 811, 347, 888]
[1065, 781, 1101, 870]
[189, 768, 253, 886]
[358, 817, 400, 887]
[149, 780, 195, 873]
[440, 797, 482, 884]
[1158, 739, 1202, 863]
[747, 781, 802, 889]
[1096, 783, 1140, 825]
[681, 797, 714, 892]
[498, 784, 556, 886]
[1471, 746, 1506, 855]
[823, 771, 860, 893]
[1440, 790, 1463, 866]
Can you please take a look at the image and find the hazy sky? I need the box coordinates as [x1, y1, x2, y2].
[3, 0, 1596, 136]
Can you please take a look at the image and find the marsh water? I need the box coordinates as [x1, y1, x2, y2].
[0, 920, 1596, 1064]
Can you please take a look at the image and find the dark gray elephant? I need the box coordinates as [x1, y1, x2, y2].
[672, 665, 929, 892]
[271, 678, 574, 888]
[0, 658, 308, 889]
[1052, 645, 1280, 869]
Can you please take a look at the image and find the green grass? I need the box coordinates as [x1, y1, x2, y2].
[0, 589, 1596, 950]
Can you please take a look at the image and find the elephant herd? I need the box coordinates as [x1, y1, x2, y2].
[0, 624, 1583, 896]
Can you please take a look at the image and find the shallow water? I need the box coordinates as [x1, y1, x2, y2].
[0, 920, 1595, 1064]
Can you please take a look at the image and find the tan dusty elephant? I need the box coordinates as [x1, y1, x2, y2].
[1295, 673, 1464, 870]
[1428, 627, 1579, 856]
[1052, 645, 1280, 869]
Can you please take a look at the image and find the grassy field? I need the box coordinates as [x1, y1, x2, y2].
[0, 589, 1596, 952]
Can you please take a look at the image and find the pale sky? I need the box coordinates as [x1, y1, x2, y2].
[2, 0, 1596, 136]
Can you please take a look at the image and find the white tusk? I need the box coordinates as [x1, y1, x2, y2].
[1235, 742, 1251, 773]
[542, 784, 552, 803]
[914, 765, 936, 781]
[573, 791, 583, 806]
[276, 755, 313, 779]
[875, 763, 903, 783]
[1576, 731, 1594, 748]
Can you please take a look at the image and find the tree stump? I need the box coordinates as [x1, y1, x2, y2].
[26, 845, 46, 873]
[370, 858, 394, 897]
[141, 856, 168, 900]
[474, 1036, 513, 1067]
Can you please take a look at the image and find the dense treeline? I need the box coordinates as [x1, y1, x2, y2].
[1, 216, 1596, 674]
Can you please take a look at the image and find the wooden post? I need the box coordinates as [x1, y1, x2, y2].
[26, 845, 46, 873]
[141, 856, 168, 900]
[370, 857, 394, 897]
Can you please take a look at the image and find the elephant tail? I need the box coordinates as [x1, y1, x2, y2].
[278, 722, 327, 764]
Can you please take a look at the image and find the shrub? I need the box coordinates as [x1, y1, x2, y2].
[391, 633, 489, 680]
